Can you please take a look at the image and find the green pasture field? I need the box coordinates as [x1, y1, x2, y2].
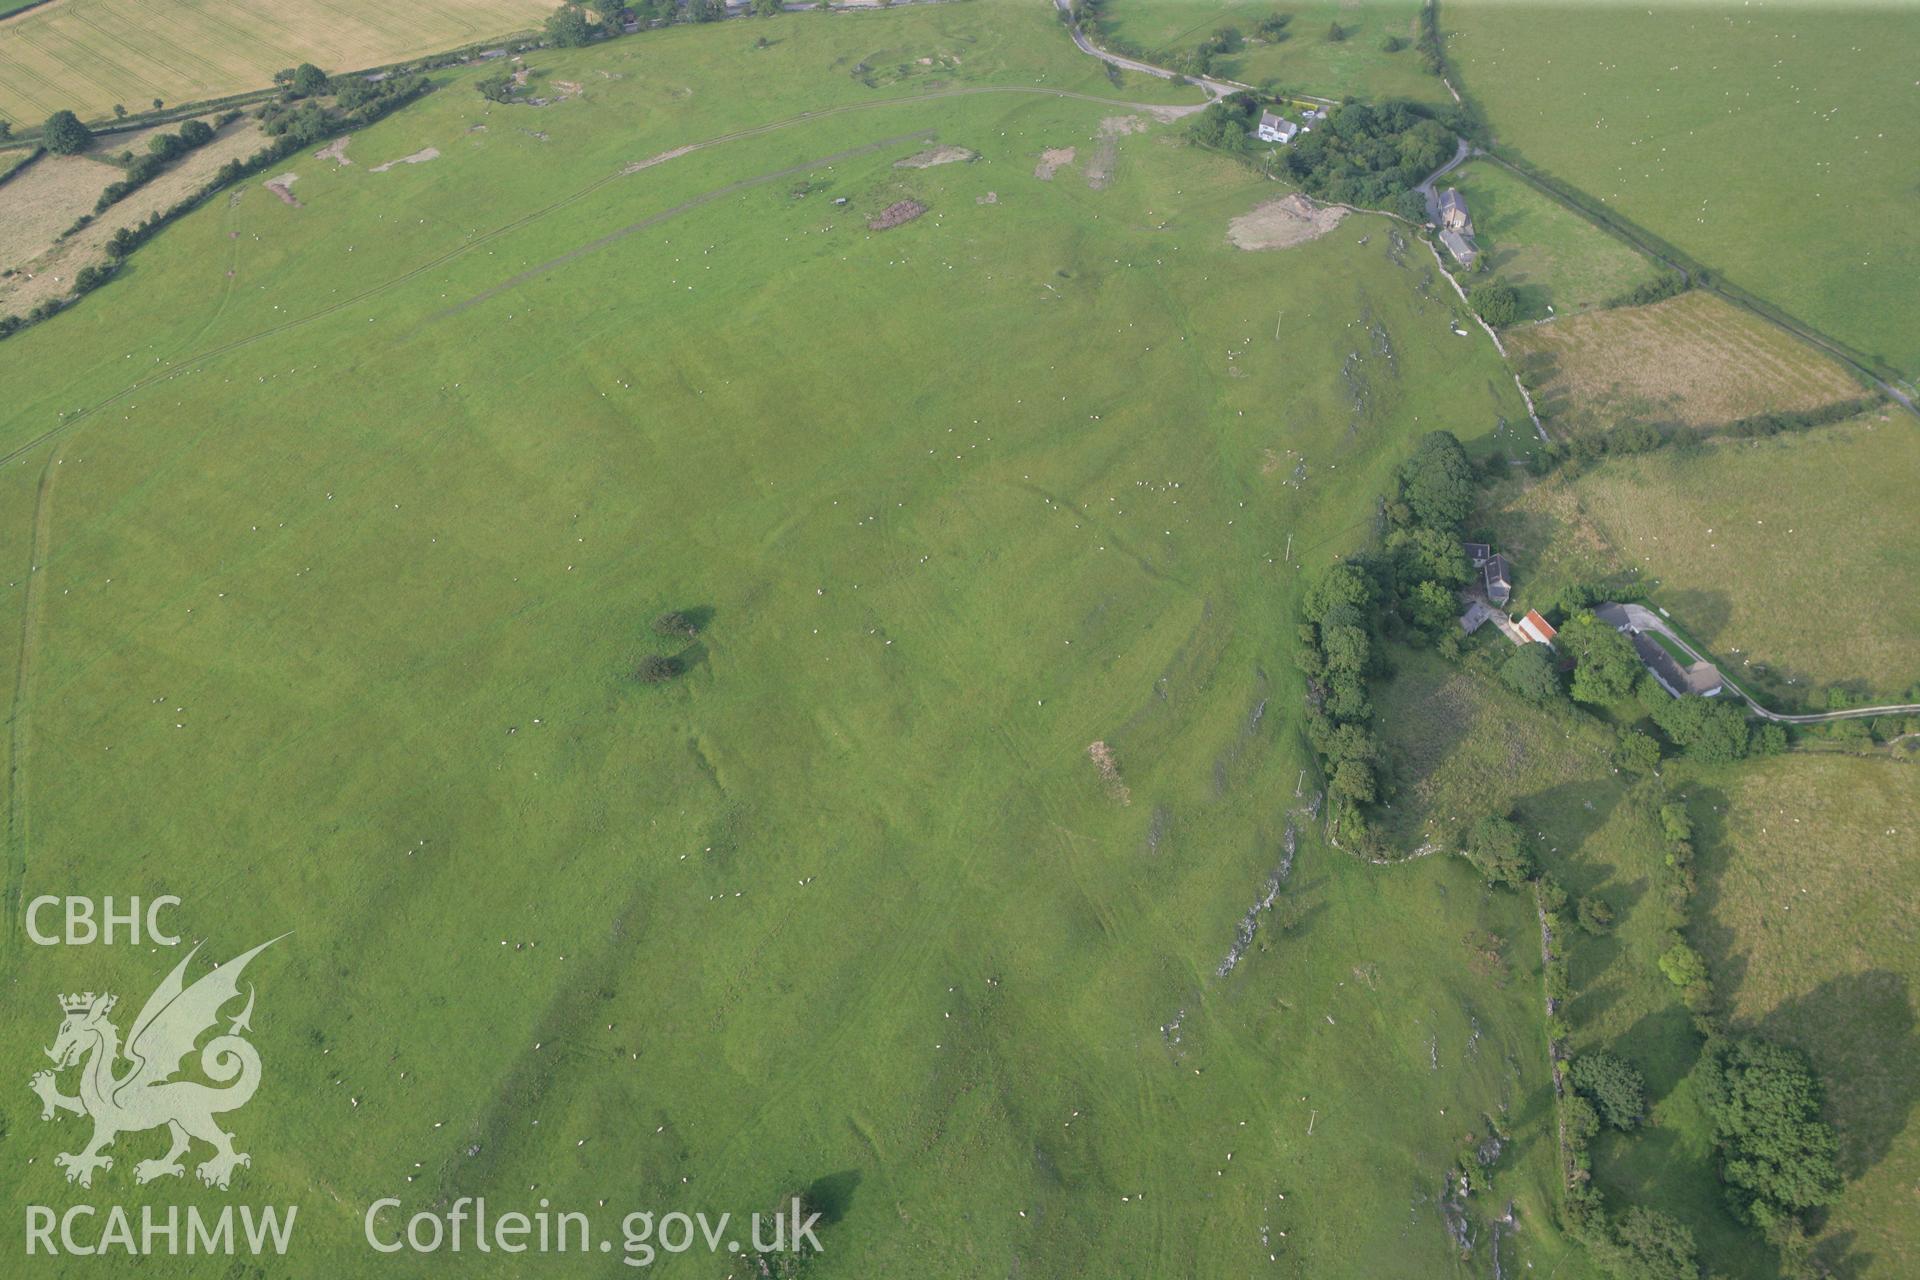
[0, 4, 1583, 1275]
[1444, 158, 1661, 322]
[1487, 411, 1920, 707]
[1099, 0, 1451, 103]
[1373, 644, 1775, 1276]
[0, 0, 551, 125]
[1446, 1, 1920, 383]
[1687, 752, 1920, 1280]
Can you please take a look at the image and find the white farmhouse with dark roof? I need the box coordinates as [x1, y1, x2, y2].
[1257, 111, 1299, 144]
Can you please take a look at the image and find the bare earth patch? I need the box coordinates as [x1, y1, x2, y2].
[1087, 741, 1131, 805]
[623, 145, 695, 175]
[1505, 290, 1864, 429]
[1086, 115, 1148, 191]
[894, 145, 976, 169]
[976, 191, 998, 205]
[1033, 147, 1075, 181]
[264, 172, 301, 206]
[370, 147, 441, 173]
[315, 136, 353, 166]
[1227, 194, 1347, 250]
[867, 199, 926, 231]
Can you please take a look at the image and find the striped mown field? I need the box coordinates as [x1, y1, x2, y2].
[1509, 290, 1865, 433]
[0, 0, 550, 124]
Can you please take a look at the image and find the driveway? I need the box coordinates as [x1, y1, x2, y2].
[1597, 602, 1920, 725]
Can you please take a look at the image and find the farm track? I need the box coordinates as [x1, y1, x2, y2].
[3, 436, 62, 953]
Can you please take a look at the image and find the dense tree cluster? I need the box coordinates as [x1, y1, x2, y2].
[546, 4, 601, 45]
[1276, 100, 1454, 213]
[1587, 1206, 1701, 1280]
[1698, 1038, 1843, 1232]
[1553, 612, 1638, 706]
[1571, 1052, 1646, 1130]
[1462, 813, 1531, 886]
[1290, 432, 1491, 854]
[1468, 279, 1520, 327]
[42, 110, 93, 155]
[95, 118, 220, 213]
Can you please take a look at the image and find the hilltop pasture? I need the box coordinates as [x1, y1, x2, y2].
[0, 4, 1582, 1276]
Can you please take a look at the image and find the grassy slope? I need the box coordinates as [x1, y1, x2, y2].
[1102, 0, 1451, 103]
[1445, 158, 1661, 322]
[1487, 412, 1920, 707]
[1374, 643, 1777, 1277]
[0, 5, 1574, 1276]
[1447, 2, 1920, 382]
[1689, 753, 1920, 1280]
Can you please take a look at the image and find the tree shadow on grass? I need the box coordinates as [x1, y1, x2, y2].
[805, 1169, 861, 1225]
[1755, 970, 1918, 1184]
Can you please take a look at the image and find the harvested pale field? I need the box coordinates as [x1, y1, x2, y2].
[1508, 290, 1862, 431]
[0, 150, 117, 270]
[0, 0, 551, 124]
[0, 118, 266, 313]
[1226, 193, 1346, 251]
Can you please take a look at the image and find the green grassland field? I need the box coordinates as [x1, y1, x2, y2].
[0, 3, 1596, 1276]
[1097, 0, 1452, 103]
[1486, 410, 1920, 708]
[1444, 158, 1663, 322]
[1688, 753, 1920, 1280]
[1447, 1, 1920, 384]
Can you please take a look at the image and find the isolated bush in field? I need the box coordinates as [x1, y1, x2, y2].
[1468, 280, 1521, 327]
[1658, 940, 1708, 989]
[1462, 814, 1532, 887]
[43, 110, 93, 155]
[476, 72, 516, 103]
[1501, 644, 1561, 703]
[1576, 895, 1615, 934]
[635, 654, 681, 683]
[1571, 1052, 1645, 1129]
[1612, 728, 1662, 774]
[651, 610, 699, 639]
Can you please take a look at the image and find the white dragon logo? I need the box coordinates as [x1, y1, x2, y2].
[29, 936, 282, 1190]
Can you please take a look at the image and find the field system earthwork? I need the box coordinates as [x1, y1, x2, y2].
[0, 1, 1915, 1278]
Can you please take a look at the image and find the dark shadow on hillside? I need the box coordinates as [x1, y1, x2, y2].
[1510, 774, 1624, 870]
[1683, 784, 1752, 1004]
[1809, 1229, 1875, 1280]
[1608, 1003, 1703, 1108]
[805, 1170, 861, 1225]
[1756, 970, 1918, 1183]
